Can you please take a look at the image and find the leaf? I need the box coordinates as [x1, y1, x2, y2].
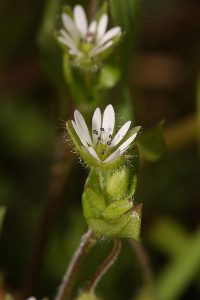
[136, 123, 167, 161]
[156, 229, 200, 300]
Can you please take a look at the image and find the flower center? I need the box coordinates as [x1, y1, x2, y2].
[85, 31, 94, 43]
[92, 127, 113, 160]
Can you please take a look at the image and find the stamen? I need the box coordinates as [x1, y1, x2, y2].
[92, 130, 98, 135]
[86, 31, 94, 43]
[101, 149, 106, 155]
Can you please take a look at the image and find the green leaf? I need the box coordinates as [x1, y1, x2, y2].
[156, 229, 200, 300]
[136, 123, 167, 161]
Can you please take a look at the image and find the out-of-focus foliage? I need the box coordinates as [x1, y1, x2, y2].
[136, 123, 167, 161]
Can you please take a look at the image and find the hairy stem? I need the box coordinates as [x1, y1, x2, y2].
[55, 228, 95, 300]
[87, 239, 121, 292]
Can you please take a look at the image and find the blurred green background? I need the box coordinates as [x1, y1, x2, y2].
[0, 0, 200, 299]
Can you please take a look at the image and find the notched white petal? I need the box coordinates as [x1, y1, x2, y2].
[72, 120, 88, 148]
[88, 147, 100, 161]
[111, 121, 131, 148]
[102, 104, 115, 135]
[58, 36, 76, 51]
[99, 27, 121, 46]
[60, 29, 77, 49]
[61, 13, 80, 41]
[69, 49, 83, 57]
[92, 107, 102, 145]
[89, 40, 113, 57]
[103, 149, 121, 163]
[73, 5, 88, 37]
[74, 110, 92, 145]
[119, 132, 138, 152]
[89, 20, 97, 34]
[97, 14, 108, 41]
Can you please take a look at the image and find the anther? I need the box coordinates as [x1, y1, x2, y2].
[92, 130, 98, 135]
[109, 134, 112, 139]
[98, 137, 101, 141]
[101, 149, 106, 155]
[100, 127, 105, 131]
[107, 141, 111, 145]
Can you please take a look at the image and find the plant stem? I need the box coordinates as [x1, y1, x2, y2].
[87, 239, 121, 292]
[55, 228, 95, 300]
[129, 239, 156, 298]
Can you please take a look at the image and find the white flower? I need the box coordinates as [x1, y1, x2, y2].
[71, 104, 139, 165]
[58, 5, 121, 63]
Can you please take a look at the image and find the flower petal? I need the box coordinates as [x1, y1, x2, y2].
[102, 104, 115, 133]
[62, 13, 80, 41]
[58, 37, 75, 51]
[89, 20, 97, 34]
[99, 27, 121, 46]
[119, 132, 138, 152]
[74, 110, 93, 145]
[72, 120, 88, 148]
[88, 147, 100, 161]
[111, 121, 131, 148]
[97, 14, 108, 41]
[69, 49, 83, 57]
[73, 5, 88, 38]
[101, 104, 115, 143]
[59, 29, 77, 50]
[92, 107, 102, 145]
[103, 149, 121, 163]
[89, 40, 113, 57]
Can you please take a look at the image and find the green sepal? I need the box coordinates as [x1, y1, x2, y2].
[82, 167, 142, 239]
[104, 163, 138, 202]
[102, 199, 133, 220]
[87, 204, 142, 239]
[62, 5, 73, 18]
